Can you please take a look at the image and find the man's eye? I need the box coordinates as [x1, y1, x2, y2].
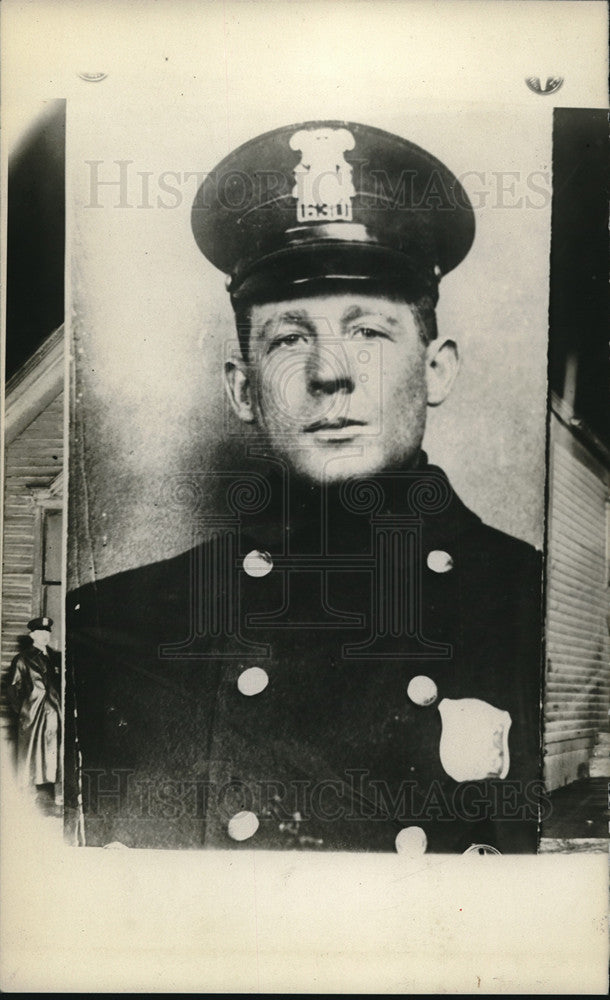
[268, 332, 309, 352]
[351, 326, 389, 340]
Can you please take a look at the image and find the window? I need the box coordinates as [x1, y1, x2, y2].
[42, 508, 63, 647]
[29, 472, 64, 651]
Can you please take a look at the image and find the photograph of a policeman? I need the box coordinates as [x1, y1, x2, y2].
[66, 120, 544, 854]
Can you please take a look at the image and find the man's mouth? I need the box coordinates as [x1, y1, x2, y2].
[303, 417, 367, 442]
[303, 417, 366, 433]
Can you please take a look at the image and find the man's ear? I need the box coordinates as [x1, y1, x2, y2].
[224, 354, 256, 423]
[425, 337, 459, 406]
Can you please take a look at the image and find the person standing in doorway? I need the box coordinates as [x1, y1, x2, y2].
[7, 616, 63, 808]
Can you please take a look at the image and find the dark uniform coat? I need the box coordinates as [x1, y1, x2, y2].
[8, 644, 62, 787]
[66, 459, 543, 854]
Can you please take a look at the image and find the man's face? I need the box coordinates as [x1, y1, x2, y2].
[30, 629, 51, 646]
[226, 292, 457, 484]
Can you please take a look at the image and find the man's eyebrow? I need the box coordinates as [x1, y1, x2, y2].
[256, 309, 316, 340]
[341, 304, 400, 328]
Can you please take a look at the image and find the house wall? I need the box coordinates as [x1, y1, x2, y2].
[544, 409, 610, 790]
[1, 390, 64, 750]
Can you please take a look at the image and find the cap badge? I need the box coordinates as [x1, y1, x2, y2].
[289, 127, 356, 223]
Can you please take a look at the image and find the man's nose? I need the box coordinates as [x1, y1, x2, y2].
[307, 339, 355, 396]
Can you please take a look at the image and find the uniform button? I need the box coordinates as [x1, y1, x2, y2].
[228, 810, 259, 842]
[463, 843, 501, 855]
[237, 666, 269, 696]
[395, 826, 427, 856]
[427, 549, 453, 573]
[243, 549, 273, 577]
[407, 675, 438, 706]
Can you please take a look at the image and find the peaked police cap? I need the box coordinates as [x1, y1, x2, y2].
[28, 616, 53, 632]
[191, 120, 475, 305]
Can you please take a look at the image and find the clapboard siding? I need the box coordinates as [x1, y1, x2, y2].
[1, 389, 64, 682]
[544, 414, 610, 789]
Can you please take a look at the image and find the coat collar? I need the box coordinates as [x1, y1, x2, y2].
[23, 644, 50, 674]
[234, 453, 482, 555]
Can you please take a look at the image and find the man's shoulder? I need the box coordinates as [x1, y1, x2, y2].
[468, 517, 542, 565]
[457, 514, 543, 621]
[10, 644, 38, 665]
[9, 650, 27, 671]
[439, 476, 543, 606]
[425, 462, 542, 568]
[68, 545, 198, 631]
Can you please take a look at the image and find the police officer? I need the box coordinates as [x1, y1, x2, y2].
[8, 616, 63, 804]
[67, 121, 543, 854]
